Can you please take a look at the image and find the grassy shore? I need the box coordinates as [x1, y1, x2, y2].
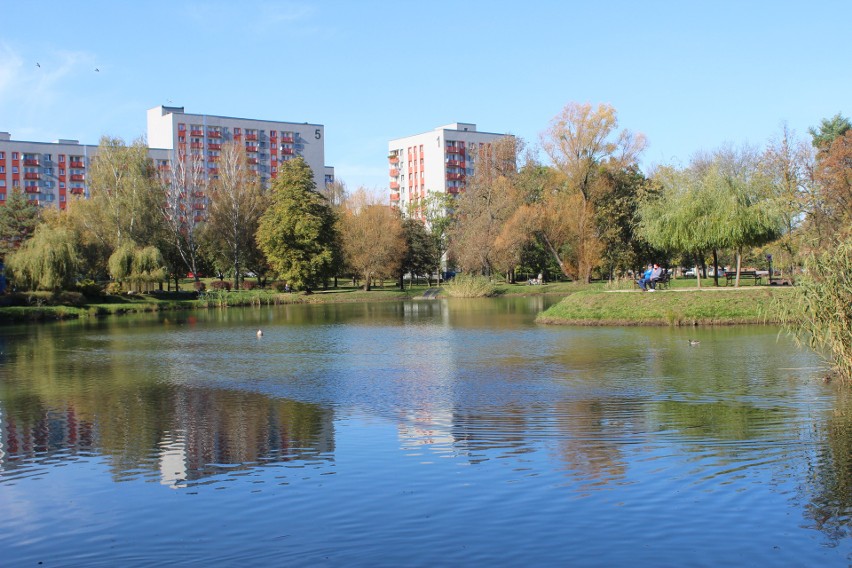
[0, 277, 791, 326]
[536, 285, 791, 326]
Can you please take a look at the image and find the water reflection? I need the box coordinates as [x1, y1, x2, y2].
[2, 298, 852, 563]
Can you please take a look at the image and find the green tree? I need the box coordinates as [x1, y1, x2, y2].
[0, 188, 40, 261]
[256, 157, 338, 292]
[400, 218, 439, 288]
[809, 112, 851, 151]
[6, 223, 80, 292]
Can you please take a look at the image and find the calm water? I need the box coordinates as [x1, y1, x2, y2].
[2, 296, 852, 566]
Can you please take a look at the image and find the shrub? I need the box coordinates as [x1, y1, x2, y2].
[443, 274, 499, 298]
[241, 280, 258, 290]
[210, 280, 232, 291]
[194, 281, 206, 293]
[76, 279, 104, 299]
[105, 282, 123, 295]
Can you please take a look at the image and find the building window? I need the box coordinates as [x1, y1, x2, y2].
[178, 123, 186, 131]
[12, 166, 18, 174]
[0, 166, 4, 173]
[0, 152, 4, 159]
[12, 152, 19, 160]
[234, 128, 241, 135]
[60, 182, 65, 189]
[58, 155, 65, 163]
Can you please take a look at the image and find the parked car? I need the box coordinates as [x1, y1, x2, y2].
[684, 268, 696, 277]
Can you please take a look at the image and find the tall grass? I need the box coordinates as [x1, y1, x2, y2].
[443, 274, 499, 298]
[778, 240, 852, 382]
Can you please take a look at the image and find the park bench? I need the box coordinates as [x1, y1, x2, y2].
[725, 270, 762, 286]
[649, 271, 671, 290]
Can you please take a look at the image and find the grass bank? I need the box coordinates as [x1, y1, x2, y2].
[536, 286, 792, 326]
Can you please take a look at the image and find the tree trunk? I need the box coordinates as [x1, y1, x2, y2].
[735, 249, 742, 287]
[712, 249, 720, 287]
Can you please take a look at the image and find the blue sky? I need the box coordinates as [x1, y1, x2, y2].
[0, 1, 848, 194]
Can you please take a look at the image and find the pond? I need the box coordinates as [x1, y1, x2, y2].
[2, 296, 852, 566]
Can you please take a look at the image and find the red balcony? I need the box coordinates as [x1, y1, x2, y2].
[190, 130, 204, 137]
[247, 158, 259, 164]
[70, 161, 84, 168]
[388, 156, 399, 164]
[446, 159, 463, 167]
[208, 131, 222, 138]
[208, 143, 221, 150]
[192, 191, 206, 198]
[208, 167, 219, 174]
[71, 174, 85, 181]
[70, 187, 85, 195]
[390, 192, 400, 201]
[390, 182, 400, 190]
[193, 216, 205, 223]
[158, 164, 171, 171]
[245, 134, 258, 141]
[24, 172, 41, 180]
[446, 173, 465, 181]
[193, 203, 206, 210]
[446, 146, 464, 155]
[245, 145, 258, 153]
[389, 168, 399, 177]
[25, 186, 40, 193]
[280, 136, 294, 143]
[190, 143, 203, 149]
[24, 159, 39, 166]
[281, 148, 294, 155]
[447, 187, 461, 194]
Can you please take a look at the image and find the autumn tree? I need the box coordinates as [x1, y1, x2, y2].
[539, 102, 647, 281]
[201, 142, 266, 290]
[339, 188, 406, 291]
[0, 188, 40, 261]
[810, 130, 852, 243]
[256, 157, 338, 292]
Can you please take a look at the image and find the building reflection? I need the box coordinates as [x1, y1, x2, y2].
[0, 388, 335, 488]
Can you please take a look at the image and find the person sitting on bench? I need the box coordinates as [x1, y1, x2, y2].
[637, 264, 653, 291]
[648, 264, 663, 291]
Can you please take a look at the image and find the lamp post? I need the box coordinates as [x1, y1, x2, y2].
[766, 254, 773, 285]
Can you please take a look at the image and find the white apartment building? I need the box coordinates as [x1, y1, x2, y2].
[147, 106, 328, 192]
[0, 133, 170, 210]
[388, 123, 513, 222]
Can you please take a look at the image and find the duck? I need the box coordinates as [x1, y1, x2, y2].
[257, 329, 263, 338]
[688, 339, 700, 346]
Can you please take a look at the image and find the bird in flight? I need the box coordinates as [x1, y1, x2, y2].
[95, 68, 100, 72]
[36, 62, 40, 68]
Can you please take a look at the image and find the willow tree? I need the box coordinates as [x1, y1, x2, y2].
[539, 102, 647, 282]
[256, 157, 338, 292]
[202, 142, 266, 290]
[108, 243, 166, 293]
[6, 223, 80, 292]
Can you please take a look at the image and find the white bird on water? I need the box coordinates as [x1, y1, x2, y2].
[257, 329, 263, 338]
[688, 339, 700, 346]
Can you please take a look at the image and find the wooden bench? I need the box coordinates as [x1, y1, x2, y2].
[650, 271, 671, 290]
[725, 270, 762, 285]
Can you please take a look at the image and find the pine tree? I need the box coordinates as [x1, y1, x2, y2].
[0, 188, 40, 261]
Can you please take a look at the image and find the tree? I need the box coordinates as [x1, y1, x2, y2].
[6, 223, 80, 292]
[157, 146, 208, 284]
[0, 188, 40, 261]
[339, 189, 407, 291]
[399, 217, 439, 288]
[539, 102, 647, 281]
[809, 113, 851, 152]
[810, 130, 852, 243]
[256, 157, 338, 292]
[202, 142, 266, 290]
[108, 242, 167, 293]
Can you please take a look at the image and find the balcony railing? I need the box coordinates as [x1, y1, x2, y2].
[25, 186, 40, 193]
[208, 143, 221, 150]
[390, 192, 400, 201]
[192, 191, 206, 198]
[245, 145, 259, 153]
[70, 187, 85, 195]
[390, 182, 400, 190]
[281, 148, 294, 155]
[71, 174, 85, 181]
[247, 158, 259, 164]
[388, 156, 399, 164]
[24, 172, 41, 180]
[280, 136, 294, 143]
[446, 159, 463, 167]
[24, 159, 39, 166]
[245, 134, 258, 141]
[207, 131, 222, 138]
[190, 143, 203, 149]
[190, 130, 204, 136]
[446, 173, 465, 181]
[193, 203, 206, 210]
[208, 167, 219, 175]
[70, 161, 84, 168]
[389, 168, 399, 177]
[446, 146, 464, 155]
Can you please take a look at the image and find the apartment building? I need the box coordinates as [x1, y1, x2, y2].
[147, 106, 328, 192]
[388, 123, 512, 222]
[0, 106, 331, 211]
